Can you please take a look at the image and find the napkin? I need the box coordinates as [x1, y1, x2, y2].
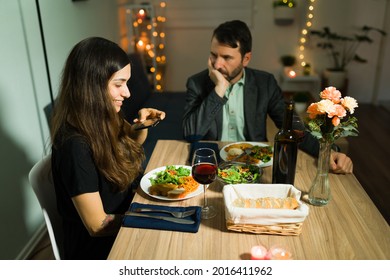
[223, 184, 309, 225]
[189, 141, 221, 164]
[122, 202, 202, 233]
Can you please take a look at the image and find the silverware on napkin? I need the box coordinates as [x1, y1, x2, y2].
[134, 208, 196, 218]
[125, 212, 195, 224]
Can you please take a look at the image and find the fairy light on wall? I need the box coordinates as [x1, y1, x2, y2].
[125, 1, 167, 92]
[298, 0, 316, 73]
[154, 1, 167, 91]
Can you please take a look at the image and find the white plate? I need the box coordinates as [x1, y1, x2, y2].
[219, 142, 273, 167]
[140, 165, 202, 201]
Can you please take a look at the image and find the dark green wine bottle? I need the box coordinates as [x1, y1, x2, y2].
[272, 100, 298, 185]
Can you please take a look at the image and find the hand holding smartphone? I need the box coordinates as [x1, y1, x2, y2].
[133, 118, 161, 130]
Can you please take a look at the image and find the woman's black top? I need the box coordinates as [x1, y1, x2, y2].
[51, 128, 132, 260]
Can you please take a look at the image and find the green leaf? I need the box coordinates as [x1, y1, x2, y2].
[310, 131, 323, 139]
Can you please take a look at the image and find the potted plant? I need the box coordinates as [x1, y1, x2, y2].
[310, 26, 386, 88]
[273, 0, 296, 26]
[273, 0, 296, 8]
[280, 54, 297, 77]
[280, 55, 296, 67]
[293, 91, 310, 113]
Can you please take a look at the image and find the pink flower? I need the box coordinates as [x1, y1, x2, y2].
[341, 96, 358, 114]
[328, 104, 347, 118]
[305, 87, 359, 141]
[332, 116, 340, 126]
[320, 86, 342, 103]
[316, 99, 336, 115]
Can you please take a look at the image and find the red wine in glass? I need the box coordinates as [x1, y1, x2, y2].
[192, 163, 217, 184]
[192, 148, 218, 219]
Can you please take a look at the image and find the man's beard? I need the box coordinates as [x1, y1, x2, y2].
[220, 64, 244, 82]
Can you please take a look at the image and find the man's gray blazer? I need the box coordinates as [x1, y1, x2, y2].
[182, 67, 320, 157]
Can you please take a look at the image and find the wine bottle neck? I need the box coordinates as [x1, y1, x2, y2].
[282, 101, 294, 131]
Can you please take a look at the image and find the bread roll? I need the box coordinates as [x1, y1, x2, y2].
[227, 148, 243, 157]
[233, 197, 299, 210]
[150, 183, 178, 196]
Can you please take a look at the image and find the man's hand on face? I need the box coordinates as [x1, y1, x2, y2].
[208, 57, 230, 98]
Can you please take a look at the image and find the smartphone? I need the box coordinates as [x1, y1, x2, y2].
[133, 118, 161, 130]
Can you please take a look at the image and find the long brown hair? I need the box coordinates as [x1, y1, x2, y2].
[51, 37, 144, 191]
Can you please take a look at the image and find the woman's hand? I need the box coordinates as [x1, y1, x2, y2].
[130, 108, 166, 144]
[133, 108, 166, 123]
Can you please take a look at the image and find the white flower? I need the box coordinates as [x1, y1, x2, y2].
[316, 99, 336, 115]
[341, 96, 358, 114]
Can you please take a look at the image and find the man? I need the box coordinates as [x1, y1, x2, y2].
[182, 20, 353, 174]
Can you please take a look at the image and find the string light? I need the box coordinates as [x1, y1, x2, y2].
[298, 0, 316, 70]
[137, 40, 144, 47]
[138, 9, 146, 18]
[127, 1, 167, 91]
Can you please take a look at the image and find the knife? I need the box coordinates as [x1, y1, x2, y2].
[125, 211, 195, 224]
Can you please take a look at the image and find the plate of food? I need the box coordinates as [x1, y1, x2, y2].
[140, 165, 202, 201]
[217, 162, 263, 185]
[219, 142, 273, 167]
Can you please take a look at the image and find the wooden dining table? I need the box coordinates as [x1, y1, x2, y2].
[108, 140, 390, 260]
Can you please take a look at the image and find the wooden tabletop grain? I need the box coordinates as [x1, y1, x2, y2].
[108, 140, 390, 260]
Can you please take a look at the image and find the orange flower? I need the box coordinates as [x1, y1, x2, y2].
[320, 86, 342, 103]
[307, 103, 320, 119]
[328, 104, 346, 118]
[316, 99, 336, 115]
[305, 86, 359, 141]
[332, 116, 340, 126]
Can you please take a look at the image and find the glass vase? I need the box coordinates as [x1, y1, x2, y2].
[308, 139, 333, 206]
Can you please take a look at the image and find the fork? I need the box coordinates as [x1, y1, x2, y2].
[134, 208, 196, 218]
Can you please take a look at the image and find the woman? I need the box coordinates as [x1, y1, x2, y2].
[50, 37, 165, 259]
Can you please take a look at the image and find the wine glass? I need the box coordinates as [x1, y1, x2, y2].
[192, 148, 218, 219]
[292, 114, 305, 143]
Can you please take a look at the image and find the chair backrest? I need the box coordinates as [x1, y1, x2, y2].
[29, 154, 64, 260]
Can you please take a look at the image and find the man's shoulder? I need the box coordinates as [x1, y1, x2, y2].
[187, 69, 209, 81]
[245, 68, 278, 86]
[245, 67, 275, 79]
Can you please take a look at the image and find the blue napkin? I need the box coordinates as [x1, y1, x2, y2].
[189, 142, 221, 164]
[122, 202, 202, 233]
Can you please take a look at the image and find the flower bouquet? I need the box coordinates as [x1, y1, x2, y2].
[305, 86, 359, 206]
[306, 86, 359, 142]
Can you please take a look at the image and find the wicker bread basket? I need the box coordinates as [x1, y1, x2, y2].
[223, 184, 309, 236]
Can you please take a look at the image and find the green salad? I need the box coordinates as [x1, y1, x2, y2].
[149, 165, 190, 185]
[249, 145, 273, 163]
[218, 164, 261, 184]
